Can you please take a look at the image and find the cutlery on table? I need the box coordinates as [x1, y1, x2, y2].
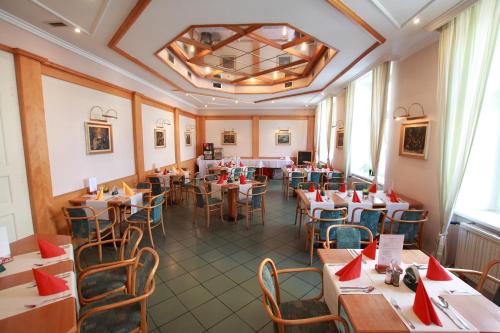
[390, 298, 415, 329]
[27, 272, 71, 288]
[412, 263, 428, 270]
[448, 289, 473, 295]
[33, 258, 71, 267]
[340, 286, 375, 293]
[24, 293, 72, 308]
[438, 296, 470, 329]
[431, 297, 463, 329]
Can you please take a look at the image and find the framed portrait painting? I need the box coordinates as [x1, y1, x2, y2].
[154, 128, 166, 148]
[185, 131, 192, 146]
[275, 132, 291, 145]
[221, 131, 237, 145]
[336, 130, 344, 149]
[399, 121, 430, 159]
[85, 122, 113, 154]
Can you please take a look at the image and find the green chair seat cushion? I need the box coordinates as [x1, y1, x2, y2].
[237, 198, 251, 205]
[79, 293, 141, 333]
[80, 267, 128, 300]
[128, 210, 161, 226]
[208, 197, 222, 205]
[278, 299, 338, 333]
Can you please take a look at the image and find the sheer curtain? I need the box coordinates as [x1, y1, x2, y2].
[370, 61, 390, 182]
[324, 97, 333, 163]
[435, 0, 500, 260]
[343, 82, 356, 177]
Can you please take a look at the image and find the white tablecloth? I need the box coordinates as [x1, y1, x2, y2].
[304, 191, 335, 217]
[210, 182, 253, 200]
[323, 251, 480, 332]
[374, 192, 410, 218]
[197, 156, 292, 176]
[336, 191, 373, 222]
[85, 190, 143, 217]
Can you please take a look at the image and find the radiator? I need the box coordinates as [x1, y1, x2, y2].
[455, 222, 500, 294]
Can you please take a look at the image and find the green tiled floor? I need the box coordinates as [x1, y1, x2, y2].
[83, 180, 324, 332]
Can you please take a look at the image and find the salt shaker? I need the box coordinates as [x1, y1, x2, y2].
[384, 266, 393, 285]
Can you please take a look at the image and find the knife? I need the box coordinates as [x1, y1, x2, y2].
[431, 297, 463, 329]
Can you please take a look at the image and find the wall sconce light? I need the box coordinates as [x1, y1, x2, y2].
[89, 106, 119, 122]
[155, 119, 172, 128]
[393, 103, 426, 121]
[332, 120, 344, 129]
[103, 109, 118, 120]
[277, 128, 290, 133]
[185, 125, 195, 133]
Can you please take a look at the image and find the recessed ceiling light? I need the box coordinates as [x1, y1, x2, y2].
[282, 26, 287, 36]
[305, 104, 309, 107]
[205, 67, 211, 73]
[204, 104, 207, 108]
[249, 77, 255, 83]
[321, 92, 325, 96]
[74, 27, 81, 33]
[235, 100, 239, 104]
[271, 101, 275, 104]
[189, 45, 195, 53]
[413, 17, 420, 25]
[273, 71, 278, 80]
[185, 93, 189, 96]
[301, 42, 307, 51]
[212, 97, 215, 101]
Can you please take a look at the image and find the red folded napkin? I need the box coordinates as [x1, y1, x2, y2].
[369, 183, 377, 193]
[163, 168, 168, 175]
[239, 162, 244, 167]
[218, 161, 223, 167]
[361, 241, 377, 259]
[291, 165, 296, 171]
[32, 268, 69, 296]
[390, 190, 399, 203]
[37, 238, 65, 258]
[339, 183, 346, 192]
[217, 176, 224, 184]
[315, 189, 323, 202]
[352, 191, 361, 203]
[239, 174, 247, 184]
[311, 165, 315, 171]
[426, 256, 452, 281]
[308, 183, 315, 192]
[413, 278, 442, 326]
[329, 166, 333, 171]
[228, 162, 232, 168]
[335, 254, 362, 281]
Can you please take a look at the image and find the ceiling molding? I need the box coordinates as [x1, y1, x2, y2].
[0, 8, 196, 109]
[370, 0, 435, 29]
[425, 0, 477, 31]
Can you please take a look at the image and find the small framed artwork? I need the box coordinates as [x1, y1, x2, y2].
[399, 121, 430, 159]
[221, 131, 237, 145]
[154, 128, 166, 148]
[85, 122, 113, 154]
[336, 130, 344, 149]
[275, 131, 291, 145]
[185, 131, 192, 146]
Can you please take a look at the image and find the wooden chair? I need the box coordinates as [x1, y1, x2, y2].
[255, 174, 268, 186]
[325, 171, 344, 184]
[449, 259, 500, 305]
[383, 209, 428, 249]
[294, 182, 321, 236]
[285, 171, 306, 200]
[257, 258, 349, 333]
[236, 184, 267, 229]
[204, 174, 219, 182]
[77, 247, 159, 333]
[123, 193, 166, 249]
[323, 182, 346, 191]
[147, 175, 170, 206]
[305, 208, 348, 265]
[324, 224, 373, 249]
[192, 184, 224, 229]
[76, 227, 143, 304]
[309, 171, 322, 184]
[350, 207, 387, 240]
[246, 167, 256, 180]
[136, 182, 152, 205]
[180, 172, 201, 206]
[62, 205, 118, 265]
[351, 181, 370, 191]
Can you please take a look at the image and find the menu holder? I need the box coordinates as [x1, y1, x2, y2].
[375, 234, 404, 273]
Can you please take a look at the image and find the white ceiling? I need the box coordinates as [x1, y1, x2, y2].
[0, 0, 469, 110]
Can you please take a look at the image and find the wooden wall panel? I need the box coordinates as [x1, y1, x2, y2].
[307, 116, 315, 155]
[132, 93, 145, 181]
[252, 116, 259, 159]
[14, 54, 55, 234]
[196, 116, 205, 157]
[173, 108, 181, 167]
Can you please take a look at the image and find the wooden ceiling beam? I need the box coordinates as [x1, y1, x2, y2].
[302, 45, 327, 76]
[178, 37, 211, 50]
[281, 36, 312, 50]
[231, 59, 307, 84]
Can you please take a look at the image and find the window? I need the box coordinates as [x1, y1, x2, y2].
[315, 98, 333, 162]
[455, 33, 500, 226]
[350, 72, 373, 179]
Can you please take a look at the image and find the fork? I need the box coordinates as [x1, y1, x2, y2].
[24, 293, 72, 308]
[390, 298, 415, 329]
[340, 286, 375, 293]
[33, 258, 71, 267]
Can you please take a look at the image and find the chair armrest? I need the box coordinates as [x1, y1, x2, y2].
[75, 238, 122, 272]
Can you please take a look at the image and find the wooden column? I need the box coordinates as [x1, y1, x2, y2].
[307, 115, 315, 155]
[196, 116, 205, 157]
[14, 52, 55, 234]
[174, 108, 181, 167]
[252, 115, 259, 158]
[131, 92, 144, 180]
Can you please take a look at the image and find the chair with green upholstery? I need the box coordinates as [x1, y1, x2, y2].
[180, 172, 200, 205]
[297, 182, 320, 190]
[351, 181, 370, 191]
[136, 182, 152, 205]
[323, 182, 345, 191]
[294, 182, 321, 236]
[384, 209, 428, 249]
[204, 174, 219, 182]
[325, 171, 344, 184]
[305, 208, 348, 265]
[62, 205, 118, 265]
[350, 208, 387, 241]
[192, 184, 224, 229]
[76, 226, 143, 304]
[236, 184, 267, 229]
[123, 193, 165, 249]
[324, 224, 373, 249]
[309, 171, 322, 184]
[285, 171, 305, 200]
[255, 174, 268, 186]
[231, 167, 243, 179]
[77, 247, 159, 333]
[257, 258, 349, 333]
[246, 167, 256, 180]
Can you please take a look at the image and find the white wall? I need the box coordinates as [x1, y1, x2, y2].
[259, 119, 308, 158]
[205, 120, 252, 157]
[384, 42, 440, 253]
[179, 115, 196, 161]
[43, 76, 135, 196]
[201, 108, 314, 116]
[141, 104, 175, 170]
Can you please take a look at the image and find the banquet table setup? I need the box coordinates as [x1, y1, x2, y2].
[197, 156, 293, 177]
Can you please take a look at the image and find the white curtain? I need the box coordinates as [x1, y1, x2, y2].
[370, 61, 390, 181]
[435, 0, 500, 260]
[314, 103, 321, 162]
[325, 97, 333, 164]
[343, 82, 356, 177]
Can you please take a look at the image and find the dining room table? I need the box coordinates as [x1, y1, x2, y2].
[318, 248, 500, 333]
[0, 234, 77, 333]
[207, 180, 261, 221]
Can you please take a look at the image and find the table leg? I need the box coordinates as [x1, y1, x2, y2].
[225, 187, 243, 221]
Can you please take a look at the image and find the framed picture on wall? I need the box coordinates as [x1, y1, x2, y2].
[336, 130, 344, 149]
[185, 131, 192, 146]
[399, 120, 430, 159]
[154, 128, 166, 148]
[275, 131, 291, 145]
[221, 131, 237, 145]
[85, 122, 113, 154]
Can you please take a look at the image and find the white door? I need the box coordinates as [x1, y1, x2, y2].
[0, 50, 34, 241]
